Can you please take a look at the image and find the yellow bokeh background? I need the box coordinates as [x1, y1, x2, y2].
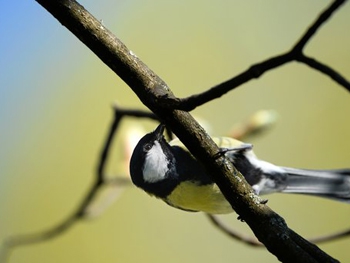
[1, 1, 350, 262]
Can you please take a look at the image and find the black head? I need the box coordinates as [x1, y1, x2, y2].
[129, 124, 178, 197]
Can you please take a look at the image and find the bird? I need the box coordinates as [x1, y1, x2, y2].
[129, 124, 350, 214]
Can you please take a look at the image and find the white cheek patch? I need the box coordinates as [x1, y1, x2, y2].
[143, 141, 169, 183]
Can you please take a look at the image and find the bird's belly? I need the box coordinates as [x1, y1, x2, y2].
[165, 181, 233, 214]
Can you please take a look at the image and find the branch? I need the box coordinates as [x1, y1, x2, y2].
[207, 214, 350, 248]
[164, 53, 293, 111]
[297, 54, 350, 90]
[30, 0, 343, 262]
[167, 0, 349, 111]
[206, 214, 262, 246]
[292, 0, 346, 52]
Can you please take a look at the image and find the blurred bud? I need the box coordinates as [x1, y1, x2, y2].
[122, 125, 147, 174]
[229, 110, 278, 140]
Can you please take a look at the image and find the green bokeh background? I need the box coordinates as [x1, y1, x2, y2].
[1, 1, 350, 262]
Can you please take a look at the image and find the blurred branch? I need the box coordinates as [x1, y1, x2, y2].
[206, 214, 262, 247]
[308, 228, 350, 244]
[166, 0, 349, 111]
[207, 214, 350, 247]
[0, 106, 154, 262]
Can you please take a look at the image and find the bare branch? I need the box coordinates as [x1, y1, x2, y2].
[207, 213, 350, 247]
[169, 0, 349, 111]
[292, 0, 346, 53]
[309, 228, 350, 244]
[206, 214, 262, 247]
[297, 54, 350, 90]
[112, 104, 158, 120]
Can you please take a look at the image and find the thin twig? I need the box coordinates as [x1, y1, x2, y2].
[169, 0, 348, 111]
[96, 109, 122, 184]
[207, 214, 350, 247]
[206, 214, 262, 246]
[112, 104, 158, 120]
[297, 54, 350, 90]
[309, 228, 350, 244]
[292, 0, 346, 52]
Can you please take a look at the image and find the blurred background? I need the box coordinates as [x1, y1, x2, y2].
[1, 0, 350, 262]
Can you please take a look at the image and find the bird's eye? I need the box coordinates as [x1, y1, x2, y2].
[143, 143, 152, 152]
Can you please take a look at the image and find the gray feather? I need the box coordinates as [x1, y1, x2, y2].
[281, 167, 350, 201]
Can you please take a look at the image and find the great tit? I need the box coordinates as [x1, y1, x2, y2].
[129, 124, 350, 214]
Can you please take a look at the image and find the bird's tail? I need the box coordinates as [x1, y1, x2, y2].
[281, 167, 350, 202]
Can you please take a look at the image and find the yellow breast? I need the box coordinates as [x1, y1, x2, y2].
[165, 181, 233, 214]
[165, 137, 245, 214]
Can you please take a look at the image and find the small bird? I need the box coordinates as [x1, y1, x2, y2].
[129, 124, 350, 214]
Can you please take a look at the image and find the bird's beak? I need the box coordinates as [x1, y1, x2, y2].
[154, 124, 165, 139]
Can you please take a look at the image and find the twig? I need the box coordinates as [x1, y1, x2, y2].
[297, 54, 350, 90]
[206, 214, 262, 246]
[309, 228, 350, 244]
[168, 0, 349, 111]
[207, 214, 350, 247]
[112, 103, 158, 120]
[292, 0, 345, 52]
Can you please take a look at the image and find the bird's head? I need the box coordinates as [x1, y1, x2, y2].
[129, 124, 178, 197]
